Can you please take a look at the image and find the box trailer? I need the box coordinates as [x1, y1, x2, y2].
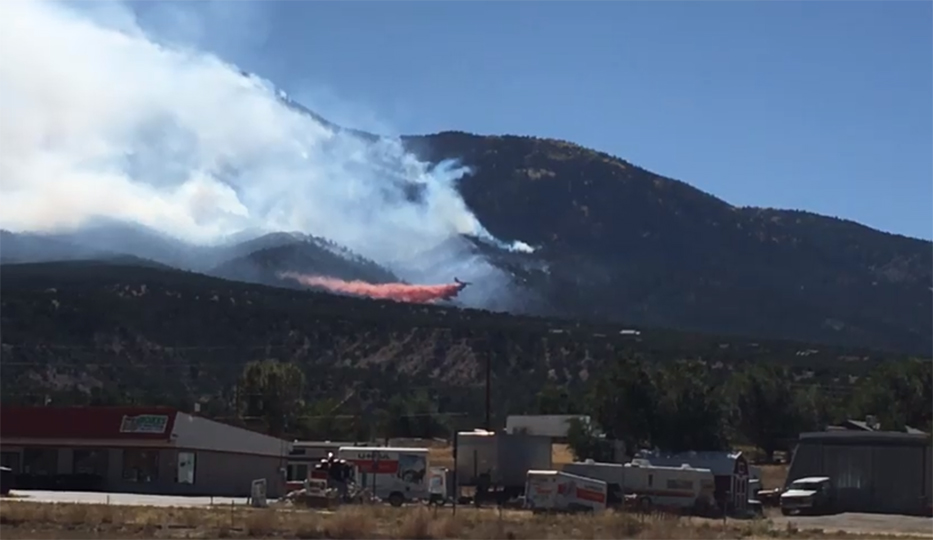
[455, 429, 552, 498]
[562, 460, 626, 505]
[524, 470, 608, 513]
[338, 446, 429, 506]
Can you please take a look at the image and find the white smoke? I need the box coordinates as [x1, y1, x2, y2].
[0, 0, 533, 283]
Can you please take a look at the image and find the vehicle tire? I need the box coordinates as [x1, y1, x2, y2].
[388, 492, 405, 508]
[781, 508, 792, 516]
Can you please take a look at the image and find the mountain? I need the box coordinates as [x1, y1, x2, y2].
[0, 227, 402, 291]
[398, 132, 932, 354]
[209, 233, 400, 288]
[0, 229, 114, 264]
[0, 95, 928, 353]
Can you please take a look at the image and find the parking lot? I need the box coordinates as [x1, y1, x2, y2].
[8, 490, 252, 508]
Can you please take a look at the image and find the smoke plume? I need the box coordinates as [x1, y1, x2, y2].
[0, 0, 533, 307]
[280, 272, 466, 304]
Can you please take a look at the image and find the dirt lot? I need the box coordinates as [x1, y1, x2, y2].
[1, 500, 931, 539]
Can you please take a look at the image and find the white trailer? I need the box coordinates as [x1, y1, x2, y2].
[562, 460, 626, 505]
[622, 460, 716, 513]
[337, 446, 429, 506]
[524, 470, 608, 513]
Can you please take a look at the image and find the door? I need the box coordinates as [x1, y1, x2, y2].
[176, 452, 196, 485]
[0, 452, 21, 473]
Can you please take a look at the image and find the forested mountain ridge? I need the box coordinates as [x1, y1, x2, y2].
[400, 131, 932, 353]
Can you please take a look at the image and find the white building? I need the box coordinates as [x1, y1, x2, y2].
[505, 415, 591, 440]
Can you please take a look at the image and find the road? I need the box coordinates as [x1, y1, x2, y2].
[8, 490, 253, 508]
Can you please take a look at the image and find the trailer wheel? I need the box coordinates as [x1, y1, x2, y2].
[388, 492, 405, 507]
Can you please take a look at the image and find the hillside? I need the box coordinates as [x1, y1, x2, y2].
[208, 234, 400, 289]
[0, 261, 916, 421]
[1, 116, 929, 354]
[402, 132, 933, 354]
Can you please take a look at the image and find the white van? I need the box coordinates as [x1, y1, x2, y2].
[338, 446, 429, 506]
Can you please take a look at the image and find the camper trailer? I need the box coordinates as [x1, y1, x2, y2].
[622, 460, 717, 513]
[524, 470, 608, 513]
[337, 446, 429, 506]
[634, 450, 750, 514]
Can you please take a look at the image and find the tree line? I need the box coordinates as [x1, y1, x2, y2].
[7, 353, 927, 458]
[231, 355, 931, 461]
[541, 356, 932, 462]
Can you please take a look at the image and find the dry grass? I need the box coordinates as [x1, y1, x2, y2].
[0, 500, 926, 540]
[428, 446, 454, 470]
[760, 464, 790, 490]
[552, 443, 575, 465]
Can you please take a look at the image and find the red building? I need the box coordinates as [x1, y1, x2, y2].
[0, 406, 291, 497]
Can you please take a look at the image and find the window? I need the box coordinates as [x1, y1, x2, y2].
[122, 449, 159, 483]
[22, 448, 57, 475]
[73, 449, 108, 475]
[176, 452, 196, 484]
[667, 479, 694, 490]
[286, 463, 309, 482]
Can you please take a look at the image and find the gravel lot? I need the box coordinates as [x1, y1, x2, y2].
[771, 512, 932, 537]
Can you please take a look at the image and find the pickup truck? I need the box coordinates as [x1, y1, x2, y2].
[780, 477, 834, 516]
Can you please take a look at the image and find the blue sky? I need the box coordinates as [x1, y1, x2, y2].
[132, 0, 931, 240]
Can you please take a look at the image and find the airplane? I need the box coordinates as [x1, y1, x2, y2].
[436, 277, 472, 302]
[453, 277, 472, 289]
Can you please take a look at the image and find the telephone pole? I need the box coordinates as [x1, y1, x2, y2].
[484, 354, 491, 431]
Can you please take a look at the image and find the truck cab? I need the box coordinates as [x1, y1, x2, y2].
[780, 477, 833, 516]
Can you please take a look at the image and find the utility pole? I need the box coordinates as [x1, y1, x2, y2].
[484, 353, 491, 431]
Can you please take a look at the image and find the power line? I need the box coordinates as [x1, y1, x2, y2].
[0, 343, 324, 351]
[0, 385, 479, 398]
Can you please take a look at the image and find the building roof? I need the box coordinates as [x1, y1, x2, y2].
[0, 406, 178, 441]
[799, 430, 931, 445]
[634, 450, 745, 476]
[292, 440, 363, 448]
[827, 418, 928, 435]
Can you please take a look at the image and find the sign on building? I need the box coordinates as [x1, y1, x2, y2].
[120, 414, 169, 434]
